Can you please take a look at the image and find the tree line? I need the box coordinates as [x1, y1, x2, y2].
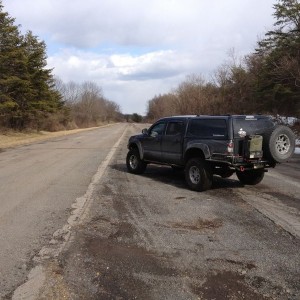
[147, 0, 300, 121]
[54, 79, 122, 129]
[0, 1, 121, 131]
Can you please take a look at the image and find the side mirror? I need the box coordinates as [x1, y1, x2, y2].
[142, 128, 148, 135]
[150, 131, 158, 138]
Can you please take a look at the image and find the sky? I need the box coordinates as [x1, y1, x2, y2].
[3, 0, 276, 115]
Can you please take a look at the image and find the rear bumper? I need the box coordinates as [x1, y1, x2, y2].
[208, 155, 275, 170]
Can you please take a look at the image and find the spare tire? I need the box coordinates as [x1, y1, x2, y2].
[263, 125, 295, 163]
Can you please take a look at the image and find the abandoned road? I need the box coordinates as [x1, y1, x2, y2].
[0, 123, 299, 299]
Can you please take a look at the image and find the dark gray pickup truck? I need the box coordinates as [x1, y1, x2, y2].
[126, 115, 295, 191]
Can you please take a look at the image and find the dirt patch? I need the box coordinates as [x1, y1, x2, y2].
[84, 237, 154, 299]
[171, 218, 223, 231]
[61, 230, 177, 300]
[108, 222, 135, 239]
[206, 258, 256, 271]
[227, 260, 256, 271]
[191, 271, 268, 300]
[38, 262, 71, 299]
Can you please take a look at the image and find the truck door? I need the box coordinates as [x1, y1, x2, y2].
[161, 121, 184, 164]
[143, 122, 166, 162]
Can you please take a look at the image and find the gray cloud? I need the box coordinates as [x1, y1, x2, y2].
[5, 0, 274, 49]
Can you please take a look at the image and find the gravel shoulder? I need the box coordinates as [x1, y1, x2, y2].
[36, 124, 300, 300]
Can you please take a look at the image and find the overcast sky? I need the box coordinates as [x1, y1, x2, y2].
[3, 0, 276, 115]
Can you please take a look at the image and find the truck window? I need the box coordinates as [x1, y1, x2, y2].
[187, 119, 227, 138]
[233, 118, 274, 137]
[166, 122, 184, 136]
[149, 122, 166, 137]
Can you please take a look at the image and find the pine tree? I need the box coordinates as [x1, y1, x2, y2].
[23, 31, 63, 115]
[0, 1, 64, 129]
[0, 1, 33, 128]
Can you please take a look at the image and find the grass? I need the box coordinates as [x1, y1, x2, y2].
[0, 125, 110, 149]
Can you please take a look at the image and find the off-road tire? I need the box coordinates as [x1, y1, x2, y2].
[126, 149, 147, 174]
[236, 169, 265, 185]
[184, 158, 213, 191]
[263, 125, 295, 163]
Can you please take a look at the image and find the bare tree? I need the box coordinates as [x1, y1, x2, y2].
[54, 79, 121, 127]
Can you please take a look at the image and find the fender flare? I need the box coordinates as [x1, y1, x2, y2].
[128, 141, 144, 159]
[185, 142, 211, 160]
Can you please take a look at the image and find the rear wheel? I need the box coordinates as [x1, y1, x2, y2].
[236, 169, 265, 185]
[185, 158, 212, 191]
[126, 149, 147, 174]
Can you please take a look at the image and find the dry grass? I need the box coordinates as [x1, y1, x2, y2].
[0, 125, 111, 149]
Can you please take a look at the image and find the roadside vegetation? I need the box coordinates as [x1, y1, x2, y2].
[146, 0, 300, 123]
[54, 79, 122, 130]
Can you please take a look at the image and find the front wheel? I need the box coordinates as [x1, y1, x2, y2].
[126, 149, 147, 174]
[236, 169, 265, 185]
[184, 158, 212, 191]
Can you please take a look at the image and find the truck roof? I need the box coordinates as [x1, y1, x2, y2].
[157, 115, 271, 122]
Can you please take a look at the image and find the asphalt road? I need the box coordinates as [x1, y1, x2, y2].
[1, 123, 300, 299]
[33, 124, 300, 299]
[0, 124, 126, 299]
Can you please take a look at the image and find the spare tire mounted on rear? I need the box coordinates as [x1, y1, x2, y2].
[263, 125, 295, 163]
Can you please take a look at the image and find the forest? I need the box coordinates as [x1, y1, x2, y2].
[0, 0, 299, 131]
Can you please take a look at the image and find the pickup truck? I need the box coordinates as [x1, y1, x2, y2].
[126, 115, 295, 191]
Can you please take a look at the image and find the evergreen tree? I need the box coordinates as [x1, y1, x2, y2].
[0, 1, 63, 129]
[0, 1, 33, 128]
[23, 31, 63, 114]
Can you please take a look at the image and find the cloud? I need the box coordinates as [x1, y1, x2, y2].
[4, 0, 274, 50]
[47, 49, 197, 113]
